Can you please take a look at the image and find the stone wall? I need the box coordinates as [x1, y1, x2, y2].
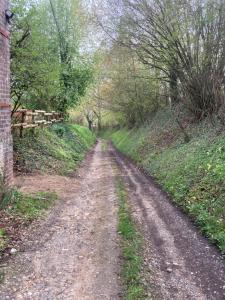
[0, 0, 13, 188]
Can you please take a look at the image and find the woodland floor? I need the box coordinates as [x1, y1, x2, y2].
[1, 140, 225, 299]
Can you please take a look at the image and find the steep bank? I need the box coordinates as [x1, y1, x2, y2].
[102, 110, 225, 252]
[13, 123, 96, 176]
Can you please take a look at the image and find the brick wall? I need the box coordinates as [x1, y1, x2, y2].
[0, 0, 13, 188]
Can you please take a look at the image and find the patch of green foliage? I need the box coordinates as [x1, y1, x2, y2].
[6, 191, 57, 221]
[13, 123, 95, 176]
[104, 112, 225, 253]
[1, 189, 57, 221]
[117, 179, 146, 300]
[11, 0, 93, 114]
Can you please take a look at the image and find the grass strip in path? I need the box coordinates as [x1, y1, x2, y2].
[116, 179, 147, 300]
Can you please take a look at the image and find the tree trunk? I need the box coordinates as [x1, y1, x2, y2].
[87, 119, 92, 131]
[169, 67, 179, 104]
[97, 116, 101, 131]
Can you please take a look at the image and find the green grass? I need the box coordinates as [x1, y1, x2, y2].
[117, 179, 146, 300]
[8, 192, 57, 220]
[6, 190, 58, 221]
[103, 110, 225, 253]
[13, 123, 96, 175]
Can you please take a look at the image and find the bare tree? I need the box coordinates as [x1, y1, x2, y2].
[112, 0, 225, 119]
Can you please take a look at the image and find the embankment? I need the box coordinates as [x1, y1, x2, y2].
[102, 111, 225, 252]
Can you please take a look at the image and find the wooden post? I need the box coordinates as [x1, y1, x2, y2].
[20, 111, 26, 138]
[31, 110, 35, 135]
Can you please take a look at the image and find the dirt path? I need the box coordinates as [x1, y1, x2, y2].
[1, 140, 225, 299]
[0, 141, 121, 300]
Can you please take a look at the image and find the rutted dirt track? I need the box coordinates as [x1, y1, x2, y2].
[1, 140, 225, 299]
[112, 146, 225, 300]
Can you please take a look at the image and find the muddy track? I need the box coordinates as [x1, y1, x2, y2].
[1, 140, 225, 299]
[111, 145, 225, 300]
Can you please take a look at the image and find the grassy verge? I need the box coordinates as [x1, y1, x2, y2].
[117, 179, 146, 300]
[4, 190, 57, 220]
[13, 123, 96, 175]
[0, 190, 57, 254]
[103, 110, 225, 253]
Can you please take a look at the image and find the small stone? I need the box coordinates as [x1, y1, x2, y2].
[166, 268, 172, 273]
[10, 248, 17, 255]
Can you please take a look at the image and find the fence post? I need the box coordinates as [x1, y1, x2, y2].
[20, 110, 26, 138]
[31, 110, 35, 136]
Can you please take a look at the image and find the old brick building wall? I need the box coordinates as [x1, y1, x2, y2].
[0, 0, 13, 188]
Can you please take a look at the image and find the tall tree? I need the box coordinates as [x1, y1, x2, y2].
[11, 0, 93, 114]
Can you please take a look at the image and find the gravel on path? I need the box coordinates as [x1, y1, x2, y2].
[0, 141, 121, 300]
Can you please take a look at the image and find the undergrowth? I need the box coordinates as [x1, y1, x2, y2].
[117, 179, 146, 300]
[104, 109, 225, 253]
[13, 123, 95, 175]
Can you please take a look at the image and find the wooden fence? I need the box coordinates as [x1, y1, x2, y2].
[12, 109, 64, 137]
